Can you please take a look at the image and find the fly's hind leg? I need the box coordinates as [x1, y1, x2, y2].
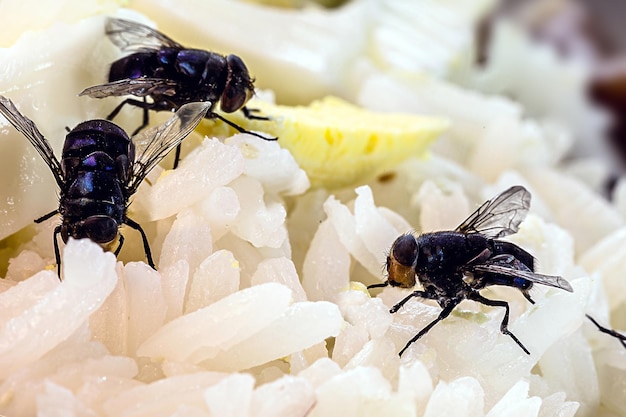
[586, 314, 626, 349]
[468, 291, 530, 354]
[107, 97, 153, 136]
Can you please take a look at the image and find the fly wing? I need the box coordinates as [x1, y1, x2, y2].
[128, 101, 210, 193]
[0, 96, 64, 188]
[79, 78, 180, 99]
[105, 17, 183, 52]
[472, 263, 573, 292]
[456, 186, 531, 238]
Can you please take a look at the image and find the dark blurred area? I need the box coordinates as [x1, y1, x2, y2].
[482, 0, 626, 171]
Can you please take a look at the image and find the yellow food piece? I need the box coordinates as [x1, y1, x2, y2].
[346, 281, 370, 296]
[200, 96, 449, 189]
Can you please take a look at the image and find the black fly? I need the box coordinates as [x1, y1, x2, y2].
[80, 17, 274, 168]
[0, 95, 209, 277]
[586, 314, 626, 349]
[368, 186, 574, 356]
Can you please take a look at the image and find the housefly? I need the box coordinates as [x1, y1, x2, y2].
[80, 17, 274, 168]
[368, 186, 574, 356]
[0, 95, 209, 276]
[586, 314, 626, 349]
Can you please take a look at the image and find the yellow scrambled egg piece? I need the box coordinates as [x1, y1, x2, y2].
[201, 96, 449, 189]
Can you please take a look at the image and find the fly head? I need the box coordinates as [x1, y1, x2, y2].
[61, 215, 119, 248]
[386, 233, 418, 288]
[220, 54, 254, 113]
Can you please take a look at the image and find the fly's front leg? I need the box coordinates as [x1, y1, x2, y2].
[35, 209, 59, 224]
[398, 301, 459, 357]
[210, 112, 277, 141]
[241, 106, 270, 120]
[390, 290, 433, 314]
[113, 234, 125, 256]
[124, 217, 156, 270]
[53, 225, 62, 280]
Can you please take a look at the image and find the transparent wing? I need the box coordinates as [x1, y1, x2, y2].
[128, 101, 210, 193]
[79, 78, 180, 99]
[472, 263, 573, 292]
[456, 186, 531, 238]
[0, 96, 64, 187]
[106, 17, 182, 52]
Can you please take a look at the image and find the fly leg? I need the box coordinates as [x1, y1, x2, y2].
[113, 234, 125, 256]
[34, 210, 62, 279]
[131, 98, 150, 136]
[172, 144, 183, 170]
[398, 301, 458, 356]
[209, 112, 277, 141]
[586, 314, 626, 349]
[53, 225, 62, 280]
[241, 106, 270, 120]
[390, 290, 431, 314]
[107, 97, 154, 136]
[34, 209, 59, 224]
[468, 291, 530, 354]
[389, 288, 458, 356]
[124, 217, 156, 270]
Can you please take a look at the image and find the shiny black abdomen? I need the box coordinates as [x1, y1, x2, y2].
[109, 51, 161, 81]
[62, 120, 133, 181]
[492, 240, 534, 270]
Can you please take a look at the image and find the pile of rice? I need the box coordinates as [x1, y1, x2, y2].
[0, 1, 625, 416]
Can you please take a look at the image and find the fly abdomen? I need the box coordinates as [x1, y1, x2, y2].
[491, 240, 534, 271]
[109, 51, 161, 81]
[481, 273, 533, 291]
[64, 171, 124, 215]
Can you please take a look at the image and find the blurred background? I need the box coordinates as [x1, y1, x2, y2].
[249, 0, 626, 179]
[486, 0, 626, 175]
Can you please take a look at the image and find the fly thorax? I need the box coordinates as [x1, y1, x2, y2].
[65, 171, 124, 200]
[79, 152, 116, 172]
[175, 49, 213, 80]
[414, 234, 446, 272]
[200, 53, 228, 97]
